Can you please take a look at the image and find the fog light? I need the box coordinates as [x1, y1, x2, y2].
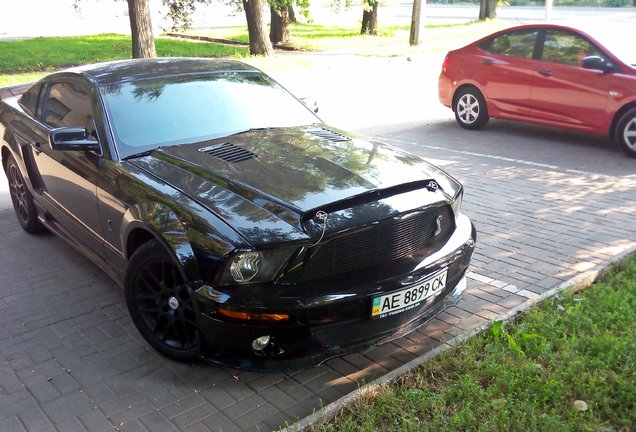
[252, 335, 271, 352]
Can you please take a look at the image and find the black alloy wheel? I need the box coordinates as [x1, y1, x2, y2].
[616, 107, 636, 158]
[125, 240, 200, 362]
[6, 154, 44, 233]
[454, 86, 489, 130]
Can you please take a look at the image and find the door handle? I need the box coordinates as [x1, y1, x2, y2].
[481, 59, 494, 65]
[538, 69, 553, 77]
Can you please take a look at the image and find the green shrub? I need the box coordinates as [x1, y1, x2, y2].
[601, 0, 630, 6]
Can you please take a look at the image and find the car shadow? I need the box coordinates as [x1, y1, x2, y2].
[483, 119, 615, 152]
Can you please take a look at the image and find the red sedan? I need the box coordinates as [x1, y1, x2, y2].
[438, 24, 636, 157]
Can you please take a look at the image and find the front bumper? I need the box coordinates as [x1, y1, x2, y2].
[195, 214, 476, 371]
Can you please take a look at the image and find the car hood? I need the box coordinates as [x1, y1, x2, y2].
[128, 125, 460, 246]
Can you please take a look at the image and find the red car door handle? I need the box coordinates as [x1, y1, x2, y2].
[481, 59, 494, 65]
[538, 69, 553, 77]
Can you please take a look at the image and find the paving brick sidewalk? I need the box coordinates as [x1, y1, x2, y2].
[3, 118, 635, 431]
[2, 55, 636, 431]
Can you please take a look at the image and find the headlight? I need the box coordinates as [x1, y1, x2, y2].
[230, 252, 262, 283]
[218, 249, 295, 285]
[451, 188, 464, 220]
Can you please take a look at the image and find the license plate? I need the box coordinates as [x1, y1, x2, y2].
[371, 269, 448, 319]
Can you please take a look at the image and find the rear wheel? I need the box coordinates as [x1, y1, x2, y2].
[125, 240, 200, 362]
[454, 87, 489, 130]
[616, 108, 636, 158]
[6, 154, 44, 234]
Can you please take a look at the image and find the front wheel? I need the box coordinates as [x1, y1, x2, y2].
[6, 154, 44, 234]
[616, 108, 636, 158]
[125, 240, 200, 362]
[453, 87, 489, 130]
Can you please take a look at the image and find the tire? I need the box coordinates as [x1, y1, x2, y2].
[616, 108, 636, 158]
[453, 87, 489, 130]
[125, 239, 200, 362]
[6, 154, 45, 234]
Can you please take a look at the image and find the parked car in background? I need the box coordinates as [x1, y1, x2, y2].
[438, 24, 636, 157]
[1, 58, 476, 370]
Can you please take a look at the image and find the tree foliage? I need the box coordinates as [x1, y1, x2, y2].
[163, 0, 213, 30]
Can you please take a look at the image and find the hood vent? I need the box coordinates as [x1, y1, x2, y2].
[306, 128, 352, 142]
[198, 142, 258, 163]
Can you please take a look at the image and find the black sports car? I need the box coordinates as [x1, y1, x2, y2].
[0, 58, 476, 370]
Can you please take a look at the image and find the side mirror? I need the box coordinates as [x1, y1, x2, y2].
[581, 55, 612, 73]
[50, 127, 100, 151]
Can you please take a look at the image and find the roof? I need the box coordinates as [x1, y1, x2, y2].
[63, 57, 259, 86]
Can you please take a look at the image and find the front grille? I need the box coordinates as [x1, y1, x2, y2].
[297, 205, 454, 282]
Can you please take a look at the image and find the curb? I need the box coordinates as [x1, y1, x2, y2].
[279, 245, 636, 432]
[165, 32, 302, 51]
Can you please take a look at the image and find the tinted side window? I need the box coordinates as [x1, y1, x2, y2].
[482, 30, 538, 59]
[542, 30, 603, 66]
[18, 83, 42, 117]
[43, 82, 94, 132]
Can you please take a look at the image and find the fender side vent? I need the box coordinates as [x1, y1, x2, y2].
[199, 142, 258, 163]
[305, 128, 352, 142]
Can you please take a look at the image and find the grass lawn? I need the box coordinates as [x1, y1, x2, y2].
[307, 255, 636, 432]
[0, 33, 248, 76]
[186, 20, 509, 56]
[0, 20, 510, 86]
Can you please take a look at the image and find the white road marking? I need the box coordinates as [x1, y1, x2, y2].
[375, 137, 611, 178]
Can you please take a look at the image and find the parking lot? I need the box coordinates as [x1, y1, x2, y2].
[1, 53, 636, 432]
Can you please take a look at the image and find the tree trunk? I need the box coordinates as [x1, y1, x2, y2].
[488, 0, 497, 19]
[243, 0, 274, 56]
[479, 0, 496, 20]
[361, 1, 378, 35]
[127, 0, 156, 58]
[409, 0, 424, 46]
[288, 6, 296, 23]
[270, 6, 290, 44]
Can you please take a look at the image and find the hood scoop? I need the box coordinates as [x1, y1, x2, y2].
[305, 128, 352, 142]
[198, 142, 258, 163]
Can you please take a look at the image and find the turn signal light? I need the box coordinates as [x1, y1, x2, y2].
[217, 308, 289, 322]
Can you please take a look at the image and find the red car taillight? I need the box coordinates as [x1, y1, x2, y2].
[441, 55, 452, 72]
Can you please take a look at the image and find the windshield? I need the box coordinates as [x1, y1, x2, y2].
[100, 71, 320, 159]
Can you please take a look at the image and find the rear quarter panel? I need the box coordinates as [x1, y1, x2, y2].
[440, 46, 534, 120]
